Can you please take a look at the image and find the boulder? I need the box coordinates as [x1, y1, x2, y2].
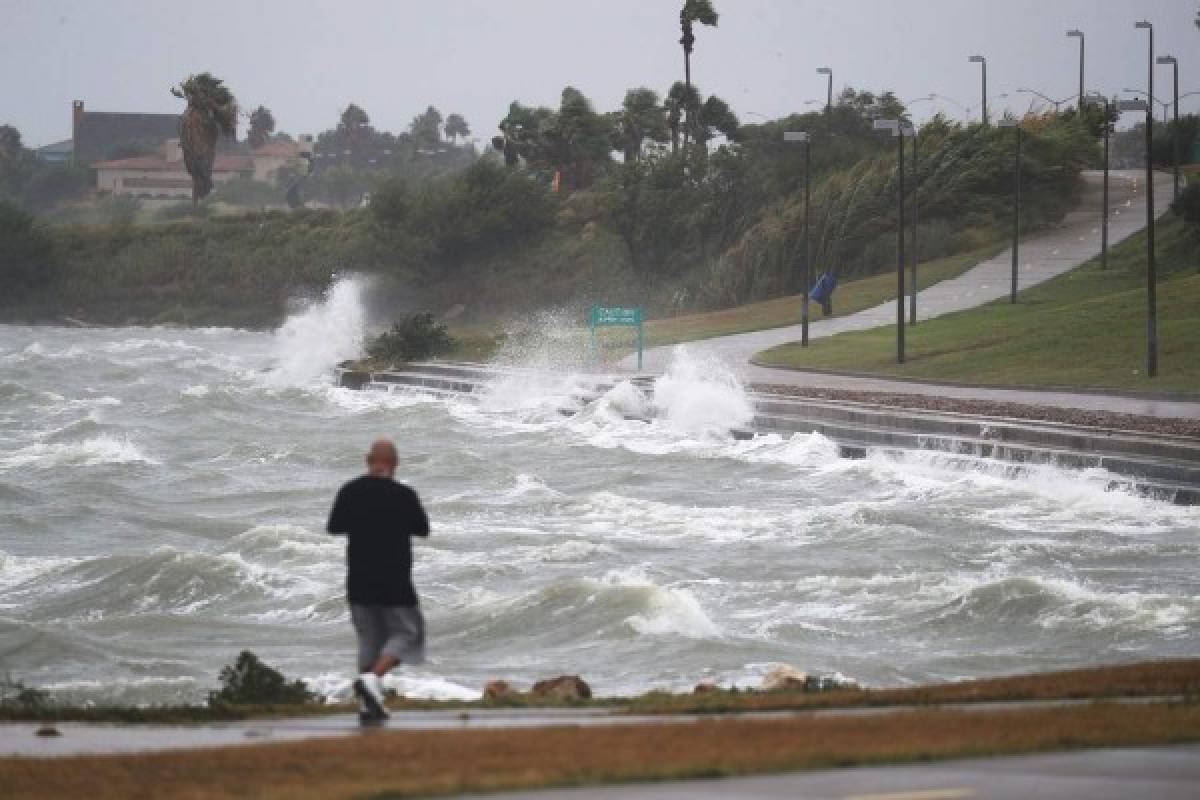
[531, 675, 592, 701]
[483, 680, 519, 702]
[761, 664, 809, 692]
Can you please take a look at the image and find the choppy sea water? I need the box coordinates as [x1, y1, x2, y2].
[1, 282, 1198, 705]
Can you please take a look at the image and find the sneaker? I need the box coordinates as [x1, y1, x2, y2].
[353, 673, 389, 722]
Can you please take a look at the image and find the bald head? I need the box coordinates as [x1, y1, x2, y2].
[366, 439, 398, 478]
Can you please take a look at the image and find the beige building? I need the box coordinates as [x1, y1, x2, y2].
[94, 136, 313, 199]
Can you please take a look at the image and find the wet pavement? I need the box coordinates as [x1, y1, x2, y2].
[461, 744, 1200, 800]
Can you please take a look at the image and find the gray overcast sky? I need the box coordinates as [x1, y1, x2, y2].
[2, 0, 1196, 147]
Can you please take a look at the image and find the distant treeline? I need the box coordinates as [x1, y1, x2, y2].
[4, 86, 1178, 327]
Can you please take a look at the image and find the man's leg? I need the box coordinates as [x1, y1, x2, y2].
[350, 605, 390, 721]
[370, 654, 400, 677]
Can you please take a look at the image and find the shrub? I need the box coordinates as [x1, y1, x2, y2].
[366, 312, 455, 363]
[156, 200, 213, 221]
[207, 651, 316, 707]
[410, 160, 556, 262]
[213, 176, 282, 208]
[370, 177, 410, 226]
[0, 199, 56, 298]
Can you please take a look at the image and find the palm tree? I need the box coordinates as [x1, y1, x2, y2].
[444, 113, 470, 145]
[666, 81, 700, 153]
[679, 0, 718, 89]
[170, 73, 237, 206]
[678, 1, 718, 147]
[246, 106, 275, 149]
[613, 88, 668, 162]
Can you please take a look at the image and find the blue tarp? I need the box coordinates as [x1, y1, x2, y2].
[810, 272, 837, 303]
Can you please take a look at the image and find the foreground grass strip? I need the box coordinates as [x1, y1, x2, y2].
[626, 658, 1200, 715]
[3, 702, 1199, 800]
[644, 243, 1004, 348]
[756, 214, 1200, 393]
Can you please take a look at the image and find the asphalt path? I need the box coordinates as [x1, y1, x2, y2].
[460, 744, 1200, 800]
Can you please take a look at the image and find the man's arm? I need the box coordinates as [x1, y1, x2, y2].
[327, 485, 352, 535]
[408, 488, 430, 538]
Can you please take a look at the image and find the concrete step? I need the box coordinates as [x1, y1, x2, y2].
[336, 364, 1200, 504]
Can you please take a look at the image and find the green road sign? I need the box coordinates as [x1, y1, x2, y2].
[592, 306, 642, 326]
[590, 305, 645, 371]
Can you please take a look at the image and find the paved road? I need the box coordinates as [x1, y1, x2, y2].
[461, 744, 1200, 800]
[624, 171, 1198, 419]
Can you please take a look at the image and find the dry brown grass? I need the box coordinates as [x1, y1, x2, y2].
[628, 659, 1200, 714]
[3, 701, 1200, 800]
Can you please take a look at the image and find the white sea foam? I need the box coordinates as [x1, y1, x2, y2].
[651, 347, 754, 436]
[0, 434, 155, 469]
[595, 568, 722, 639]
[266, 276, 367, 388]
[309, 671, 481, 702]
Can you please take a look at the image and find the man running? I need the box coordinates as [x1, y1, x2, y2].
[327, 438, 430, 723]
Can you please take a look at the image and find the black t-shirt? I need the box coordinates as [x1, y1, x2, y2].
[327, 475, 430, 606]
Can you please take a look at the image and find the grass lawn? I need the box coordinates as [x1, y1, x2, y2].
[756, 213, 1200, 394]
[643, 242, 1005, 348]
[438, 243, 1005, 362]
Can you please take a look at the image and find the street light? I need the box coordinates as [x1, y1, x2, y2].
[817, 67, 833, 111]
[1134, 19, 1156, 379]
[1157, 55, 1179, 201]
[1066, 30, 1085, 108]
[968, 55, 988, 125]
[1016, 88, 1072, 113]
[874, 118, 908, 363]
[783, 131, 813, 347]
[905, 122, 920, 325]
[997, 118, 1023, 303]
[1086, 92, 1113, 270]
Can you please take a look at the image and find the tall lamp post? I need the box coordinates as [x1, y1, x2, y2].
[783, 131, 812, 347]
[1066, 30, 1085, 108]
[874, 118, 908, 363]
[1135, 19, 1156, 379]
[968, 55, 988, 125]
[907, 123, 919, 325]
[997, 118, 1023, 303]
[1157, 55, 1179, 201]
[817, 67, 833, 111]
[1086, 92, 1113, 270]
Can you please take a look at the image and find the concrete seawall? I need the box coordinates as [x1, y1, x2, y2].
[338, 362, 1200, 505]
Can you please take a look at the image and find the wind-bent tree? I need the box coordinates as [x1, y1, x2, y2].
[695, 94, 739, 145]
[444, 113, 470, 144]
[494, 101, 554, 167]
[410, 106, 444, 150]
[246, 106, 275, 149]
[677, 1, 717, 148]
[679, 0, 718, 89]
[665, 81, 700, 152]
[171, 73, 237, 205]
[610, 88, 669, 162]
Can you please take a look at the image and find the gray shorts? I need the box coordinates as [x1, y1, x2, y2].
[350, 604, 426, 668]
